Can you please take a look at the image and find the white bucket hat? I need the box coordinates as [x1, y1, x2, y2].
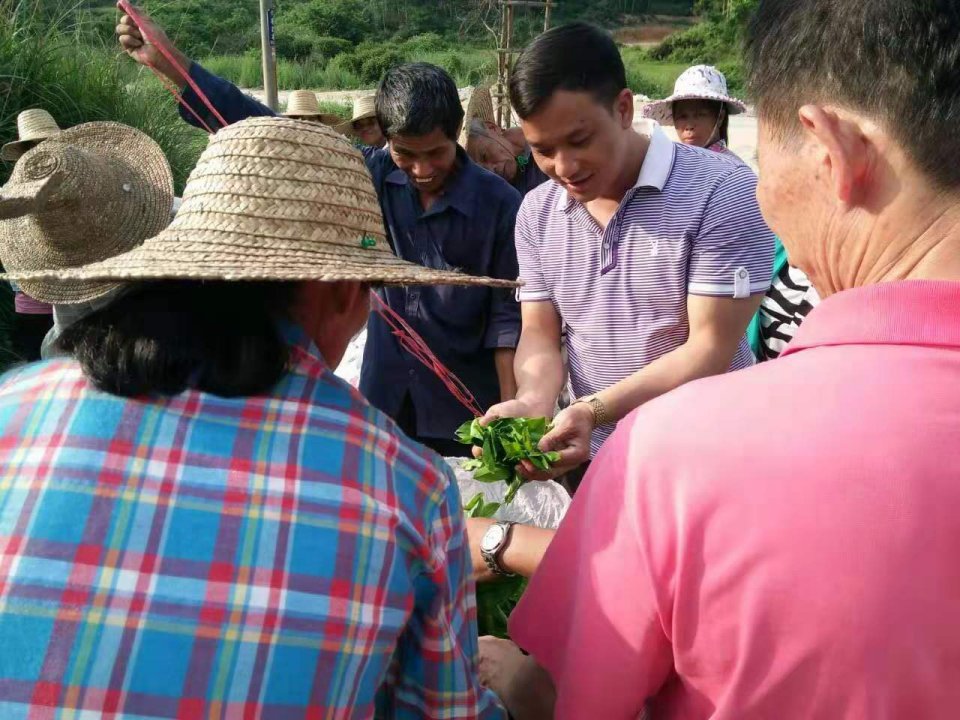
[641, 65, 746, 126]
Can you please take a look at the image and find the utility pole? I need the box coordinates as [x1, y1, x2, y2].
[495, 0, 555, 128]
[259, 0, 279, 111]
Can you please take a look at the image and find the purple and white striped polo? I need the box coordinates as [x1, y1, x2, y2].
[516, 122, 775, 454]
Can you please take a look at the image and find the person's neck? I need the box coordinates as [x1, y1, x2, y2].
[824, 193, 960, 294]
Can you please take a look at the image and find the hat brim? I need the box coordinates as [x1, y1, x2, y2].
[0, 122, 174, 304]
[335, 111, 377, 138]
[1, 139, 36, 163]
[641, 93, 747, 126]
[282, 111, 344, 125]
[2, 228, 521, 289]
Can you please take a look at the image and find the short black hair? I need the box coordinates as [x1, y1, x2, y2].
[509, 22, 627, 120]
[58, 281, 297, 398]
[375, 63, 464, 141]
[746, 0, 960, 188]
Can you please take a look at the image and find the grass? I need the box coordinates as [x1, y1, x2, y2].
[201, 46, 496, 92]
[621, 47, 745, 98]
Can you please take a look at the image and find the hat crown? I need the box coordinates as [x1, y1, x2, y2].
[352, 94, 377, 119]
[672, 65, 729, 99]
[10, 143, 125, 254]
[15, 109, 61, 142]
[285, 90, 321, 116]
[172, 117, 386, 252]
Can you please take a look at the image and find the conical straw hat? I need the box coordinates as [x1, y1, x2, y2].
[1, 109, 63, 162]
[3, 117, 519, 288]
[459, 85, 496, 147]
[0, 122, 174, 304]
[283, 90, 342, 126]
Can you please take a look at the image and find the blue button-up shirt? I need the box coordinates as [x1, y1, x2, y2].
[179, 64, 522, 440]
[360, 147, 521, 438]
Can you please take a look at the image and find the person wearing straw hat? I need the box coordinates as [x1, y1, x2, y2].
[116, 13, 525, 457]
[0, 121, 175, 362]
[640, 64, 747, 160]
[2, 109, 65, 360]
[336, 93, 386, 149]
[283, 89, 344, 127]
[460, 85, 548, 197]
[0, 116, 509, 719]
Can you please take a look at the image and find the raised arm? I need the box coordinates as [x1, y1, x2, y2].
[116, 3, 275, 130]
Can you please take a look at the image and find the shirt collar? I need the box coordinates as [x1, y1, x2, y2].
[278, 319, 330, 376]
[782, 280, 960, 357]
[557, 120, 675, 213]
[385, 145, 476, 217]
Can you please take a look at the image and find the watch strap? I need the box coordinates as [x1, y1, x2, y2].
[481, 521, 516, 577]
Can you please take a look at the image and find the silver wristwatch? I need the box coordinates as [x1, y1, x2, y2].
[480, 521, 516, 577]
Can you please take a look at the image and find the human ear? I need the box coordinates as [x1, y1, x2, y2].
[798, 105, 871, 205]
[614, 88, 634, 129]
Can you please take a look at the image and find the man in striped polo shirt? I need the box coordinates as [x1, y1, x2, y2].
[480, 23, 774, 485]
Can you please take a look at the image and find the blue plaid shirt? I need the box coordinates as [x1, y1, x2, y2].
[0, 323, 504, 719]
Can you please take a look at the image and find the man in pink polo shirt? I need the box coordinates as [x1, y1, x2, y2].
[480, 1, 960, 718]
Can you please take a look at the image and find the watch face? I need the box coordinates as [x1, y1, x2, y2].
[481, 524, 506, 553]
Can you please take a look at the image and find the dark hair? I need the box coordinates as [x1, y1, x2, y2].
[746, 0, 960, 188]
[375, 63, 464, 141]
[509, 22, 627, 119]
[58, 281, 298, 398]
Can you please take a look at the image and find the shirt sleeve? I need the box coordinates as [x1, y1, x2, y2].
[514, 198, 552, 303]
[392, 461, 506, 719]
[483, 189, 523, 349]
[179, 63, 276, 131]
[687, 164, 775, 298]
[508, 420, 674, 719]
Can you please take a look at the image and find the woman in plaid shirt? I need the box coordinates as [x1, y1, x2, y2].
[0, 118, 507, 719]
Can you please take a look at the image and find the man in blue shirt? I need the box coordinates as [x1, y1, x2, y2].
[116, 9, 522, 455]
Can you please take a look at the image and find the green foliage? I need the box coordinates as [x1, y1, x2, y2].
[648, 19, 738, 64]
[296, 0, 372, 45]
[476, 576, 527, 639]
[456, 417, 560, 519]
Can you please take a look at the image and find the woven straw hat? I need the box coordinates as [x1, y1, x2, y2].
[283, 90, 343, 126]
[336, 94, 378, 136]
[1, 109, 63, 162]
[0, 122, 174, 304]
[3, 117, 518, 288]
[640, 65, 746, 126]
[458, 85, 496, 147]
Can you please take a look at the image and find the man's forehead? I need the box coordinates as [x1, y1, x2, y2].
[390, 128, 451, 153]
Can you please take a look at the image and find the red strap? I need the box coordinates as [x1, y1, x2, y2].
[118, 0, 229, 131]
[370, 291, 483, 418]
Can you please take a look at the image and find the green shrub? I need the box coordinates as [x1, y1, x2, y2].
[648, 20, 737, 64]
[312, 36, 353, 60]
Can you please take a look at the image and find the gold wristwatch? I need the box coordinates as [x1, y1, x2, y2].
[572, 395, 609, 428]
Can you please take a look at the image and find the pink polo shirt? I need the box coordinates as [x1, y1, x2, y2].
[510, 280, 960, 720]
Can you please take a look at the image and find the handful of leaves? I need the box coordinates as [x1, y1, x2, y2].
[455, 416, 561, 518]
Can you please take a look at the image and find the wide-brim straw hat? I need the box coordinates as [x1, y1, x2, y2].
[458, 85, 496, 147]
[0, 122, 174, 304]
[641, 65, 747, 126]
[282, 90, 343, 126]
[4, 117, 519, 288]
[1, 109, 63, 162]
[335, 94, 377, 137]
